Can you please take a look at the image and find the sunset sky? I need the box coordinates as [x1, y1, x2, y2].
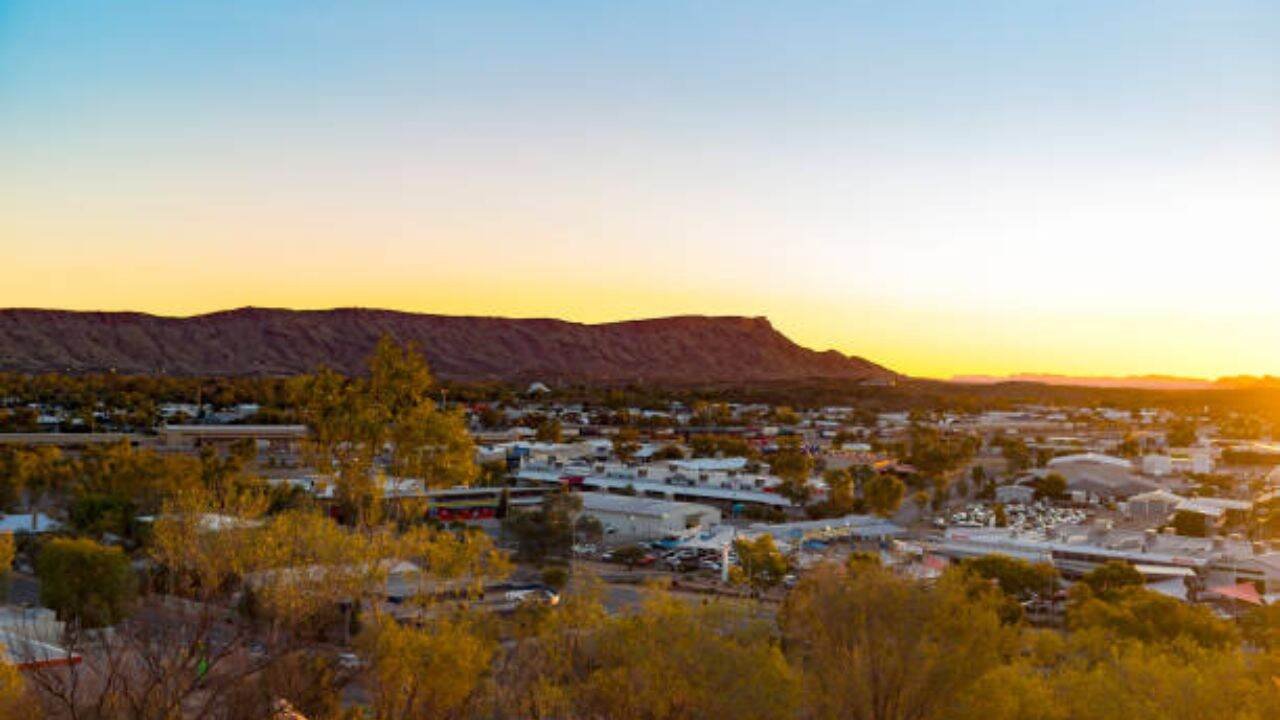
[2, 1, 1278, 379]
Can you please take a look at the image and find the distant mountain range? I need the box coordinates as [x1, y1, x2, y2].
[952, 373, 1280, 391]
[0, 308, 897, 385]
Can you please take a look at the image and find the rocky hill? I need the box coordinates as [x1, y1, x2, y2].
[0, 308, 896, 384]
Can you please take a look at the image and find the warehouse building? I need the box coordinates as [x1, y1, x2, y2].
[578, 492, 721, 542]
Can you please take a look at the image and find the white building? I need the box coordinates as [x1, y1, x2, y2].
[1142, 454, 1174, 477]
[579, 493, 721, 542]
[516, 459, 793, 508]
[1125, 489, 1183, 521]
[934, 524, 1280, 595]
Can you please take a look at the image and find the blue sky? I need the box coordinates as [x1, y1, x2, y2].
[1, 1, 1278, 376]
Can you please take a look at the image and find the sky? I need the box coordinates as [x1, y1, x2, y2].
[2, 1, 1278, 379]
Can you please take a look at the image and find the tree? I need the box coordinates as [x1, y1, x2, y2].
[962, 554, 1058, 623]
[495, 487, 511, 520]
[576, 595, 800, 720]
[807, 469, 859, 518]
[904, 425, 979, 475]
[993, 503, 1008, 527]
[770, 437, 813, 505]
[476, 460, 509, 488]
[535, 417, 563, 443]
[0, 655, 34, 720]
[2, 446, 69, 532]
[731, 535, 788, 594]
[971, 465, 987, 484]
[823, 469, 856, 513]
[1171, 509, 1208, 537]
[1069, 586, 1239, 650]
[1167, 417, 1199, 447]
[612, 427, 641, 464]
[771, 406, 801, 425]
[1076, 560, 1144, 600]
[998, 436, 1031, 473]
[1240, 602, 1280, 651]
[652, 444, 686, 461]
[294, 337, 477, 527]
[1034, 472, 1068, 501]
[37, 537, 136, 628]
[503, 489, 582, 564]
[29, 487, 509, 720]
[964, 555, 1058, 600]
[541, 566, 570, 591]
[0, 532, 13, 598]
[689, 434, 755, 460]
[912, 490, 930, 515]
[358, 613, 495, 720]
[862, 474, 906, 518]
[70, 441, 208, 541]
[781, 564, 1016, 720]
[574, 514, 604, 546]
[612, 545, 648, 570]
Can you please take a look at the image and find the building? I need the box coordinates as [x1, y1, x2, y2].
[157, 424, 308, 451]
[934, 524, 1280, 595]
[1142, 454, 1174, 477]
[1142, 451, 1215, 477]
[516, 461, 792, 509]
[0, 513, 61, 534]
[578, 493, 721, 542]
[1125, 489, 1184, 521]
[0, 607, 80, 670]
[1042, 453, 1158, 500]
[995, 484, 1036, 504]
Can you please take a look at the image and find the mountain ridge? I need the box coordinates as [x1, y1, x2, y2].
[0, 307, 896, 384]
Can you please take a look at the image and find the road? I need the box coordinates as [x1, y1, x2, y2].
[5, 571, 40, 605]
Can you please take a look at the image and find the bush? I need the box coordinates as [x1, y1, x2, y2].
[37, 537, 136, 628]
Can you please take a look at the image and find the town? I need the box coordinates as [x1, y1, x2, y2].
[4, 341, 1280, 718]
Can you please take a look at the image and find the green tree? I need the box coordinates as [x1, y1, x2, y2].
[862, 473, 906, 518]
[1069, 586, 1239, 650]
[0, 653, 34, 720]
[963, 554, 1059, 601]
[731, 535, 789, 594]
[1034, 472, 1068, 501]
[998, 436, 1031, 473]
[1240, 602, 1280, 651]
[37, 537, 136, 628]
[782, 564, 1016, 720]
[358, 613, 495, 720]
[993, 503, 1008, 527]
[613, 427, 641, 463]
[535, 417, 563, 443]
[541, 565, 570, 591]
[574, 594, 800, 720]
[294, 337, 477, 527]
[1076, 560, 1144, 600]
[770, 437, 813, 505]
[2, 446, 69, 531]
[477, 460, 510, 487]
[1171, 509, 1208, 537]
[912, 490, 930, 515]
[503, 489, 582, 564]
